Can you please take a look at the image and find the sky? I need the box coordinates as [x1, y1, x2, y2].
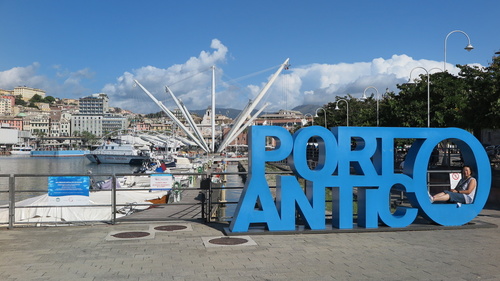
[0, 0, 499, 114]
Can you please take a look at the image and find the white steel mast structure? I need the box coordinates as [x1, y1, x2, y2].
[134, 80, 209, 153]
[136, 59, 289, 154]
[217, 58, 290, 153]
[165, 85, 210, 152]
[223, 102, 270, 149]
[211, 66, 216, 153]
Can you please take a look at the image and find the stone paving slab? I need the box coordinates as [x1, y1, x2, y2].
[0, 209, 500, 280]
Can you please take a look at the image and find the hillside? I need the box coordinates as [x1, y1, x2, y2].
[148, 104, 322, 119]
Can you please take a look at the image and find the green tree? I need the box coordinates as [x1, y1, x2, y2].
[29, 94, 44, 103]
[27, 102, 40, 109]
[428, 72, 468, 128]
[80, 131, 97, 146]
[43, 96, 56, 103]
[14, 95, 27, 106]
[317, 52, 500, 134]
[457, 55, 500, 138]
[316, 95, 365, 127]
[387, 75, 436, 127]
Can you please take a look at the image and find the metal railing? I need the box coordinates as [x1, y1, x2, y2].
[0, 167, 462, 228]
[0, 171, 209, 228]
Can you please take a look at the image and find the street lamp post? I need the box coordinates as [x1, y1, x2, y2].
[444, 30, 474, 71]
[407, 67, 443, 128]
[335, 99, 349, 126]
[315, 108, 327, 128]
[362, 86, 380, 126]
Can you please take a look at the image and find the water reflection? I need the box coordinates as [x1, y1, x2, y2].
[217, 163, 243, 220]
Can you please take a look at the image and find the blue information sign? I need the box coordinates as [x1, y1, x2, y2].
[48, 176, 90, 197]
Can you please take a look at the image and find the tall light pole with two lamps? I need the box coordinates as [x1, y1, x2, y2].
[315, 107, 327, 128]
[335, 99, 349, 127]
[407, 67, 443, 128]
[406, 30, 473, 127]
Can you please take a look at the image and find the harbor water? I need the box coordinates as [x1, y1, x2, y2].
[0, 155, 247, 220]
[218, 163, 244, 220]
[0, 154, 138, 205]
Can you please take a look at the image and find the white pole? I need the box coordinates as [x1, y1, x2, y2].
[211, 66, 216, 153]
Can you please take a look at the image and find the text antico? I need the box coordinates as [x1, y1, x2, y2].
[229, 126, 491, 233]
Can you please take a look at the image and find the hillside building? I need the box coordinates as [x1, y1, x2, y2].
[13, 86, 46, 101]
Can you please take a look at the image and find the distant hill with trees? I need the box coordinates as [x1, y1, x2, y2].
[147, 105, 321, 120]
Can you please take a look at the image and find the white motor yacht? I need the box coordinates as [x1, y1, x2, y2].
[85, 140, 150, 165]
[10, 144, 33, 155]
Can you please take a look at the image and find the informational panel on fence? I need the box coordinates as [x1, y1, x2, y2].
[150, 174, 173, 190]
[48, 176, 90, 205]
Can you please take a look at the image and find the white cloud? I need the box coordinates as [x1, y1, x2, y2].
[0, 63, 93, 98]
[259, 54, 463, 111]
[0, 40, 479, 114]
[0, 63, 42, 89]
[103, 39, 229, 113]
[205, 54, 462, 113]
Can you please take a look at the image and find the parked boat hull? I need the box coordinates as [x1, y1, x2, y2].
[10, 151, 31, 155]
[31, 150, 90, 157]
[85, 154, 149, 165]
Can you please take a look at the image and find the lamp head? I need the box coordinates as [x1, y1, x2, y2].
[335, 105, 340, 110]
[403, 80, 415, 87]
[465, 44, 474, 52]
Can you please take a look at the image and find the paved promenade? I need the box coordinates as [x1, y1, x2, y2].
[1, 207, 500, 281]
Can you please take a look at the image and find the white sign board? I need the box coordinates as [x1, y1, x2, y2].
[449, 172, 462, 190]
[150, 174, 173, 190]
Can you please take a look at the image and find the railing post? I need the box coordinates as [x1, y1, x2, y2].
[8, 174, 15, 229]
[207, 174, 212, 223]
[111, 174, 117, 224]
[201, 189, 206, 221]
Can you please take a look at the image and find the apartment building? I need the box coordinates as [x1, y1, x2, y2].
[71, 115, 103, 136]
[70, 93, 128, 137]
[78, 93, 109, 115]
[0, 116, 23, 130]
[0, 98, 13, 115]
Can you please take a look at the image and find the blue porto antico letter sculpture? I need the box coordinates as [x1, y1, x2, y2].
[228, 126, 491, 233]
